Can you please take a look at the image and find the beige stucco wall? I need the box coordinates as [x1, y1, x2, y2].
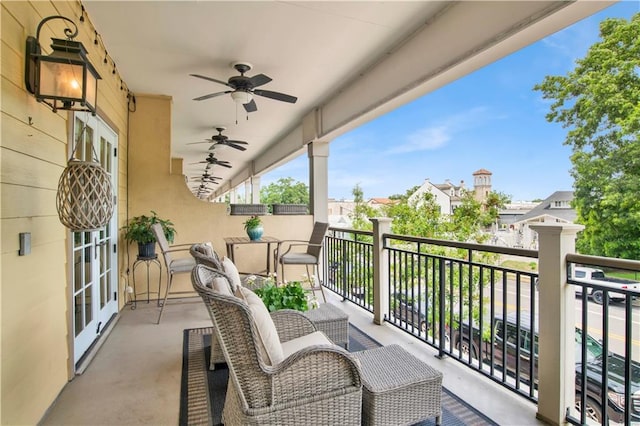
[1, 1, 129, 423]
[127, 95, 313, 295]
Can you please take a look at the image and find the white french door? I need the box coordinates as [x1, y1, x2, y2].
[71, 113, 119, 365]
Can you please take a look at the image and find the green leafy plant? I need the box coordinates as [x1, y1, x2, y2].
[122, 210, 176, 244]
[254, 280, 310, 312]
[243, 215, 262, 230]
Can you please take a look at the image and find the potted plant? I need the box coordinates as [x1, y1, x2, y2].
[254, 280, 310, 312]
[243, 215, 264, 241]
[122, 210, 176, 258]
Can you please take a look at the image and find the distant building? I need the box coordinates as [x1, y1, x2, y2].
[509, 191, 576, 249]
[327, 198, 355, 228]
[515, 191, 576, 224]
[408, 169, 492, 214]
[472, 169, 492, 203]
[498, 201, 540, 228]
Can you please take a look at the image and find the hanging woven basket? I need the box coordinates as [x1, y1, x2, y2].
[56, 159, 114, 232]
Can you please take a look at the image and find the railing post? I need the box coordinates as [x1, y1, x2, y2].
[371, 218, 392, 325]
[438, 258, 446, 358]
[530, 223, 584, 426]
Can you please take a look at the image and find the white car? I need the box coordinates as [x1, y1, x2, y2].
[571, 266, 640, 304]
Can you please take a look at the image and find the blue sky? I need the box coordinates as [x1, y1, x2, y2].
[262, 2, 639, 202]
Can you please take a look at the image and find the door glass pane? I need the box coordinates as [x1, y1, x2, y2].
[74, 293, 83, 337]
[85, 284, 93, 326]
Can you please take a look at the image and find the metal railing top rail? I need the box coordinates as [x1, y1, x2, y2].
[382, 232, 539, 259]
[328, 226, 373, 238]
[566, 253, 640, 272]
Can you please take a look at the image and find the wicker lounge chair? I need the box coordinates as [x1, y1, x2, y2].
[191, 264, 363, 425]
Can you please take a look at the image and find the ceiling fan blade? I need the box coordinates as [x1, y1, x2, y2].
[243, 99, 258, 113]
[193, 91, 231, 101]
[249, 73, 272, 88]
[225, 142, 247, 151]
[217, 162, 232, 168]
[190, 73, 231, 87]
[254, 89, 297, 103]
[226, 139, 248, 145]
[187, 140, 211, 145]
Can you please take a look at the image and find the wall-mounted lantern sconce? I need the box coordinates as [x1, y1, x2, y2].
[25, 16, 101, 115]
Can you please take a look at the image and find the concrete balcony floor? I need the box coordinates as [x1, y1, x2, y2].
[41, 290, 544, 425]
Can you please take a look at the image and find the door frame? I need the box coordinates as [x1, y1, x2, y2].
[66, 111, 119, 371]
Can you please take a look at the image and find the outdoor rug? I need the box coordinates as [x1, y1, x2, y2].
[180, 325, 498, 426]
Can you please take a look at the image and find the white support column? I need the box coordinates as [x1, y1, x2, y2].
[244, 181, 251, 204]
[251, 176, 261, 204]
[308, 141, 329, 223]
[531, 223, 584, 426]
[371, 218, 392, 325]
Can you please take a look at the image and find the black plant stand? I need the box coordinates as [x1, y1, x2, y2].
[131, 255, 161, 309]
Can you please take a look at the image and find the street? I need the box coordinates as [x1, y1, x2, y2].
[491, 279, 640, 360]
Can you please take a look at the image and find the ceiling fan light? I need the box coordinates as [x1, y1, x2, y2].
[230, 90, 252, 104]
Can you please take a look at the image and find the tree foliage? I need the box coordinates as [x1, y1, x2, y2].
[533, 13, 640, 259]
[384, 187, 443, 238]
[350, 184, 377, 231]
[260, 177, 309, 206]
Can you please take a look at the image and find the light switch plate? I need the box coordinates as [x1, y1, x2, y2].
[19, 232, 31, 256]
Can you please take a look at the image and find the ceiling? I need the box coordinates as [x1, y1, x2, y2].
[83, 1, 612, 199]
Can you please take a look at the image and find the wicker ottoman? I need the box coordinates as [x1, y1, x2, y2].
[353, 344, 443, 426]
[304, 303, 349, 349]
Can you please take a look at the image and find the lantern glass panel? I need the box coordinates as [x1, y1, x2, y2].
[85, 71, 98, 110]
[39, 60, 84, 101]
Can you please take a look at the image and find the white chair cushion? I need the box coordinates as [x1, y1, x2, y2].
[281, 331, 333, 359]
[280, 253, 317, 265]
[222, 256, 243, 291]
[235, 286, 284, 365]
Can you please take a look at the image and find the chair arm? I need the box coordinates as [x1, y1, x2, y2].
[170, 243, 195, 248]
[270, 309, 316, 342]
[279, 242, 323, 257]
[164, 246, 196, 254]
[267, 345, 362, 407]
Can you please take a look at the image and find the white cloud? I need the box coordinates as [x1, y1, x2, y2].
[387, 126, 450, 153]
[386, 106, 491, 154]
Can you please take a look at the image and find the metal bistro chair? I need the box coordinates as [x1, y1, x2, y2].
[152, 223, 197, 324]
[276, 221, 329, 303]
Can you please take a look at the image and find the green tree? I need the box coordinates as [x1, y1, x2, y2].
[260, 177, 309, 205]
[350, 184, 377, 231]
[534, 13, 640, 259]
[385, 187, 443, 238]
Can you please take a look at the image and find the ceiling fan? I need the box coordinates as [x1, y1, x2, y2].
[189, 171, 222, 183]
[190, 183, 214, 196]
[190, 62, 297, 113]
[190, 153, 232, 168]
[187, 127, 248, 151]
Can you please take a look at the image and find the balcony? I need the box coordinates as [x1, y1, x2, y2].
[41, 222, 639, 425]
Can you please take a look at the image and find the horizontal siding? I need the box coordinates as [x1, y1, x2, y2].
[1, 0, 130, 424]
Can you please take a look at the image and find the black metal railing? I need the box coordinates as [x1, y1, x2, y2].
[323, 227, 374, 312]
[383, 233, 540, 402]
[565, 253, 640, 425]
[321, 227, 640, 422]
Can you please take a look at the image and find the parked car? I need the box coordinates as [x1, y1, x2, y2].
[452, 311, 640, 424]
[390, 292, 428, 333]
[571, 266, 640, 305]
